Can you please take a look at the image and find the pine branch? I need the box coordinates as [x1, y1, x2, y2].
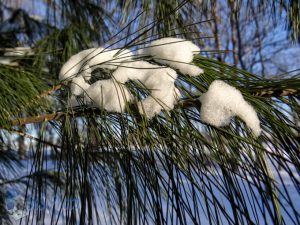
[12, 84, 64, 118]
[39, 84, 63, 97]
[11, 110, 101, 126]
[9, 87, 300, 127]
[0, 171, 63, 185]
[252, 88, 300, 97]
[11, 129, 61, 148]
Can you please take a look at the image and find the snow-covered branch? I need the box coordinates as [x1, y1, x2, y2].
[10, 86, 297, 128]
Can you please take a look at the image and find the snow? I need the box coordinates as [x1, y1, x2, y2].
[0, 57, 19, 66]
[138, 37, 204, 76]
[3, 47, 33, 56]
[58, 48, 132, 81]
[0, 47, 33, 66]
[137, 86, 180, 118]
[83, 79, 133, 113]
[64, 59, 181, 118]
[112, 60, 179, 118]
[59, 39, 204, 118]
[58, 40, 261, 129]
[112, 60, 173, 82]
[68, 95, 81, 107]
[70, 76, 90, 96]
[199, 80, 262, 137]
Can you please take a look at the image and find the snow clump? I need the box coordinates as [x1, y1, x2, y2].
[59, 48, 132, 81]
[199, 80, 261, 136]
[112, 60, 180, 118]
[138, 37, 203, 76]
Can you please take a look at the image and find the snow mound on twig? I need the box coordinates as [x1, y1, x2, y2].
[138, 37, 203, 76]
[199, 80, 261, 137]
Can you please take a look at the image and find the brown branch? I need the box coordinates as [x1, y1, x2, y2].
[15, 83, 64, 116]
[38, 84, 63, 98]
[211, 0, 222, 62]
[252, 88, 300, 98]
[11, 109, 102, 126]
[11, 129, 61, 148]
[12, 112, 66, 126]
[9, 87, 299, 127]
[229, 0, 239, 66]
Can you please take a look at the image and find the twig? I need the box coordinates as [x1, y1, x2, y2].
[38, 84, 63, 98]
[12, 112, 68, 126]
[16, 84, 64, 115]
[9, 87, 299, 127]
[11, 129, 61, 148]
[252, 88, 300, 98]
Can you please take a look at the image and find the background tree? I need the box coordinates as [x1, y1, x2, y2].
[0, 0, 299, 225]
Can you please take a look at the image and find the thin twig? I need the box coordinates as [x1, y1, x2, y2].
[9, 87, 299, 127]
[11, 129, 61, 148]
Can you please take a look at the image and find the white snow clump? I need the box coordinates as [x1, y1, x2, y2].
[67, 60, 180, 115]
[199, 80, 261, 136]
[70, 76, 90, 96]
[83, 80, 133, 113]
[59, 48, 132, 81]
[59, 39, 262, 137]
[138, 37, 203, 76]
[112, 60, 180, 118]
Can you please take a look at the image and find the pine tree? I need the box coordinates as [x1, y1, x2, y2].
[0, 1, 299, 224]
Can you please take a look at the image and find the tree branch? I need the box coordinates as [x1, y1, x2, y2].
[9, 87, 299, 127]
[11, 129, 61, 148]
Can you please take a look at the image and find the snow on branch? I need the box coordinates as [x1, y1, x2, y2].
[138, 37, 204, 76]
[199, 80, 262, 137]
[54, 38, 261, 136]
[59, 48, 133, 82]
